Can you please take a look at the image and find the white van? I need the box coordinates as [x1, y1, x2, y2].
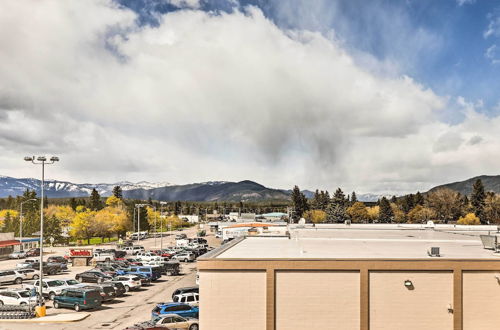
[122, 246, 145, 255]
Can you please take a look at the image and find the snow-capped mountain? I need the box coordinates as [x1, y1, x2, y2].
[0, 175, 172, 198]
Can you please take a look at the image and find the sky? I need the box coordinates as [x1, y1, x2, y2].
[1, 0, 500, 195]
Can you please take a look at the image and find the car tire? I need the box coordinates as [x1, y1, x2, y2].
[33, 275, 39, 280]
[184, 259, 188, 262]
[189, 324, 199, 330]
[53, 301, 59, 309]
[105, 258, 110, 262]
[74, 304, 80, 312]
[49, 292, 56, 300]
[0, 301, 3, 306]
[14, 277, 23, 284]
[77, 276, 83, 282]
[20, 302, 27, 306]
[124, 285, 129, 292]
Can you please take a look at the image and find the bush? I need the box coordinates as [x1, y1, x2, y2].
[457, 213, 480, 225]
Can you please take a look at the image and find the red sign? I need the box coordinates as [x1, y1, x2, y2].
[69, 249, 92, 257]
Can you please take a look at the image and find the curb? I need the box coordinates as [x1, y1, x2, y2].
[0, 312, 91, 323]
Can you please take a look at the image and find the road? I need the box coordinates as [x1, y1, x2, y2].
[0, 225, 219, 330]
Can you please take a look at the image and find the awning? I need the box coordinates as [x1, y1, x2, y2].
[0, 240, 21, 247]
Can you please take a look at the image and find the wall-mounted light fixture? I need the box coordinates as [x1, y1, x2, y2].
[404, 280, 414, 290]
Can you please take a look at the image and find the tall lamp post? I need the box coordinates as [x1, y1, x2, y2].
[159, 202, 167, 250]
[19, 199, 37, 250]
[24, 155, 59, 306]
[135, 203, 151, 244]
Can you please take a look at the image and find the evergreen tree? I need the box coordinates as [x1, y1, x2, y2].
[311, 190, 321, 210]
[414, 192, 424, 206]
[89, 188, 103, 211]
[69, 198, 78, 211]
[351, 191, 358, 204]
[401, 194, 415, 214]
[112, 186, 123, 199]
[390, 195, 397, 203]
[174, 201, 181, 215]
[471, 179, 486, 223]
[45, 215, 63, 244]
[378, 197, 393, 223]
[291, 186, 309, 219]
[326, 188, 348, 223]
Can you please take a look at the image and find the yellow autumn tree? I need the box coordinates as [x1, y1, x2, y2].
[44, 205, 75, 226]
[70, 208, 96, 244]
[407, 205, 435, 223]
[347, 202, 368, 223]
[303, 210, 327, 224]
[457, 213, 480, 225]
[366, 206, 379, 222]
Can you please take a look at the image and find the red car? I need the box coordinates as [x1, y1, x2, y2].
[150, 250, 173, 258]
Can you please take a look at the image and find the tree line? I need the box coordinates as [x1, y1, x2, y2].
[292, 179, 500, 225]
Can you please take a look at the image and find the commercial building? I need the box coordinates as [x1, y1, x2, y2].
[198, 224, 500, 330]
[0, 233, 20, 258]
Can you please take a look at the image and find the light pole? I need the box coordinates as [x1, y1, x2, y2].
[19, 199, 37, 250]
[135, 203, 150, 244]
[24, 155, 59, 306]
[160, 202, 167, 250]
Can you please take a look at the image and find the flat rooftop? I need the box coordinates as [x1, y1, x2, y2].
[215, 224, 500, 259]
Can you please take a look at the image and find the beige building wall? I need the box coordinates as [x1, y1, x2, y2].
[463, 271, 500, 330]
[275, 271, 360, 330]
[199, 270, 266, 330]
[370, 271, 453, 330]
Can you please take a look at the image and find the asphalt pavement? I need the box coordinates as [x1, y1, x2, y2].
[0, 225, 218, 330]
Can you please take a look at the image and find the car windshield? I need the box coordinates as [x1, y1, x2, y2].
[18, 291, 31, 298]
[66, 280, 79, 285]
[47, 280, 65, 287]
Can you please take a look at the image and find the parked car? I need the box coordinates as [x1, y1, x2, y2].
[112, 275, 142, 292]
[23, 279, 72, 300]
[123, 324, 168, 330]
[152, 314, 199, 330]
[127, 266, 162, 281]
[172, 292, 199, 306]
[17, 260, 61, 275]
[53, 287, 102, 311]
[171, 287, 198, 300]
[164, 261, 180, 276]
[47, 256, 68, 264]
[81, 284, 116, 302]
[25, 248, 40, 257]
[15, 268, 40, 280]
[172, 252, 195, 263]
[58, 278, 86, 288]
[152, 303, 199, 319]
[110, 281, 126, 297]
[0, 270, 26, 285]
[136, 252, 163, 262]
[8, 251, 27, 259]
[0, 289, 40, 306]
[93, 252, 115, 263]
[135, 274, 151, 286]
[75, 271, 112, 283]
[122, 246, 145, 255]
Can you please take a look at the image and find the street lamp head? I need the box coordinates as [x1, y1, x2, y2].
[50, 156, 59, 162]
[24, 156, 33, 162]
[37, 156, 47, 162]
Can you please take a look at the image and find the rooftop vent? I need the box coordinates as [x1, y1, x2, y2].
[428, 246, 441, 257]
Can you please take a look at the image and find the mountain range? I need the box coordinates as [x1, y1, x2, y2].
[5, 174, 496, 202]
[428, 175, 500, 196]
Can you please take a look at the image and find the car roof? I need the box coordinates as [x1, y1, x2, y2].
[157, 302, 192, 307]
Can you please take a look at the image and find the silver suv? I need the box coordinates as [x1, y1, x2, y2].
[0, 270, 26, 285]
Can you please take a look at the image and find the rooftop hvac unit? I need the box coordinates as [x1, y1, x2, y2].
[428, 247, 441, 257]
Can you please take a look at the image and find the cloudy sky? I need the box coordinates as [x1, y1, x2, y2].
[1, 0, 500, 195]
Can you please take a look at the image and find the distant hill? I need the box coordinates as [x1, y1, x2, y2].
[123, 180, 290, 202]
[0, 176, 292, 202]
[428, 175, 500, 196]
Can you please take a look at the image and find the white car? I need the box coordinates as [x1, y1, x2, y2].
[0, 270, 27, 285]
[16, 259, 38, 268]
[0, 289, 39, 306]
[135, 252, 162, 262]
[122, 246, 145, 255]
[23, 279, 72, 300]
[8, 251, 27, 259]
[112, 275, 142, 292]
[58, 278, 86, 288]
[15, 268, 40, 280]
[173, 252, 196, 262]
[173, 292, 199, 306]
[93, 252, 115, 262]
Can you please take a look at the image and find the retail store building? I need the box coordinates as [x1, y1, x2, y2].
[198, 224, 500, 330]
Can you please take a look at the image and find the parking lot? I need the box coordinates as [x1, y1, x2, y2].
[0, 226, 219, 330]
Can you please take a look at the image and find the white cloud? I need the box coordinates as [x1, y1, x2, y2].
[456, 0, 476, 6]
[167, 0, 200, 9]
[484, 12, 500, 38]
[0, 1, 499, 194]
[485, 44, 500, 64]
